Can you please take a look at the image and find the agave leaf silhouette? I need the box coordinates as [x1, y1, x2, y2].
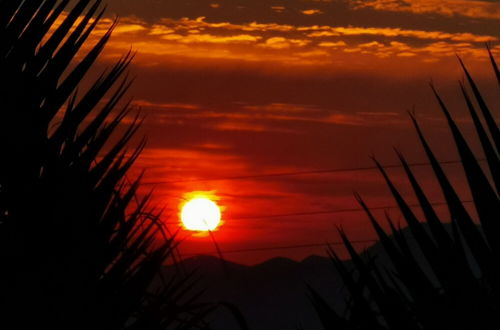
[458, 57, 500, 151]
[0, 1, 211, 329]
[311, 51, 500, 330]
[458, 82, 500, 192]
[430, 83, 500, 255]
[408, 113, 495, 278]
[487, 45, 500, 86]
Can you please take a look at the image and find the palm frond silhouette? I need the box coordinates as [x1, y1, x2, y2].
[0, 1, 212, 329]
[310, 50, 500, 330]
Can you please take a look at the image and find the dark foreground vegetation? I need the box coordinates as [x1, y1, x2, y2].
[2, 1, 500, 330]
[0, 1, 215, 329]
[309, 50, 500, 330]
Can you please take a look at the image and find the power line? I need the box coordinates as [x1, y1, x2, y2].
[162, 200, 474, 224]
[179, 199, 477, 255]
[136, 158, 482, 256]
[179, 239, 379, 257]
[139, 159, 476, 185]
[167, 199, 476, 256]
[230, 201, 450, 220]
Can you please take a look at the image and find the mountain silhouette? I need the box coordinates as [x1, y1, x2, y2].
[161, 223, 474, 330]
[162, 254, 341, 330]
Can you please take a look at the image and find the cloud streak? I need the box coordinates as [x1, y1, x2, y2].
[352, 0, 500, 20]
[77, 15, 500, 73]
[59, 1, 500, 263]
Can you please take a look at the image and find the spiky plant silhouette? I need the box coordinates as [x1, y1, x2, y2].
[309, 49, 500, 330]
[0, 1, 212, 329]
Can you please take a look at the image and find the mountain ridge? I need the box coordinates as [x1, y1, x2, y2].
[162, 253, 342, 330]
[162, 223, 466, 329]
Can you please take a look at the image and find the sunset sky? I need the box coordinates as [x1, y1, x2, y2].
[83, 0, 500, 264]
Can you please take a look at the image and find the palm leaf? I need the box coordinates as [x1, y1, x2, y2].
[0, 1, 213, 329]
[311, 49, 500, 330]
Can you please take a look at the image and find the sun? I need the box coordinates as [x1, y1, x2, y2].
[181, 196, 222, 231]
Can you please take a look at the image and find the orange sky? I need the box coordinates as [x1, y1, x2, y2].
[75, 0, 500, 264]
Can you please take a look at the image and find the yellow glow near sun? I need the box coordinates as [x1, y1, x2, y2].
[181, 195, 222, 231]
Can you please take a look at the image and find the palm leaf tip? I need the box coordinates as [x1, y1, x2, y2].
[310, 49, 500, 330]
[0, 1, 214, 329]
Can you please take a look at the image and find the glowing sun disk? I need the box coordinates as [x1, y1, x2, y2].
[181, 197, 221, 231]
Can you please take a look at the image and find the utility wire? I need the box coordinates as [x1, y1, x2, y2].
[180, 239, 379, 257]
[139, 159, 479, 185]
[171, 199, 477, 256]
[230, 201, 451, 220]
[135, 158, 481, 256]
[162, 200, 474, 224]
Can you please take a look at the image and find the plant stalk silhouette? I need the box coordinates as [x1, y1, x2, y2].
[0, 1, 213, 329]
[309, 48, 500, 330]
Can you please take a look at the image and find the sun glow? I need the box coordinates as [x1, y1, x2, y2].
[180, 195, 222, 231]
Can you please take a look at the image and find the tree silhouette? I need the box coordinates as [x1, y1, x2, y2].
[0, 1, 210, 329]
[310, 49, 500, 330]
